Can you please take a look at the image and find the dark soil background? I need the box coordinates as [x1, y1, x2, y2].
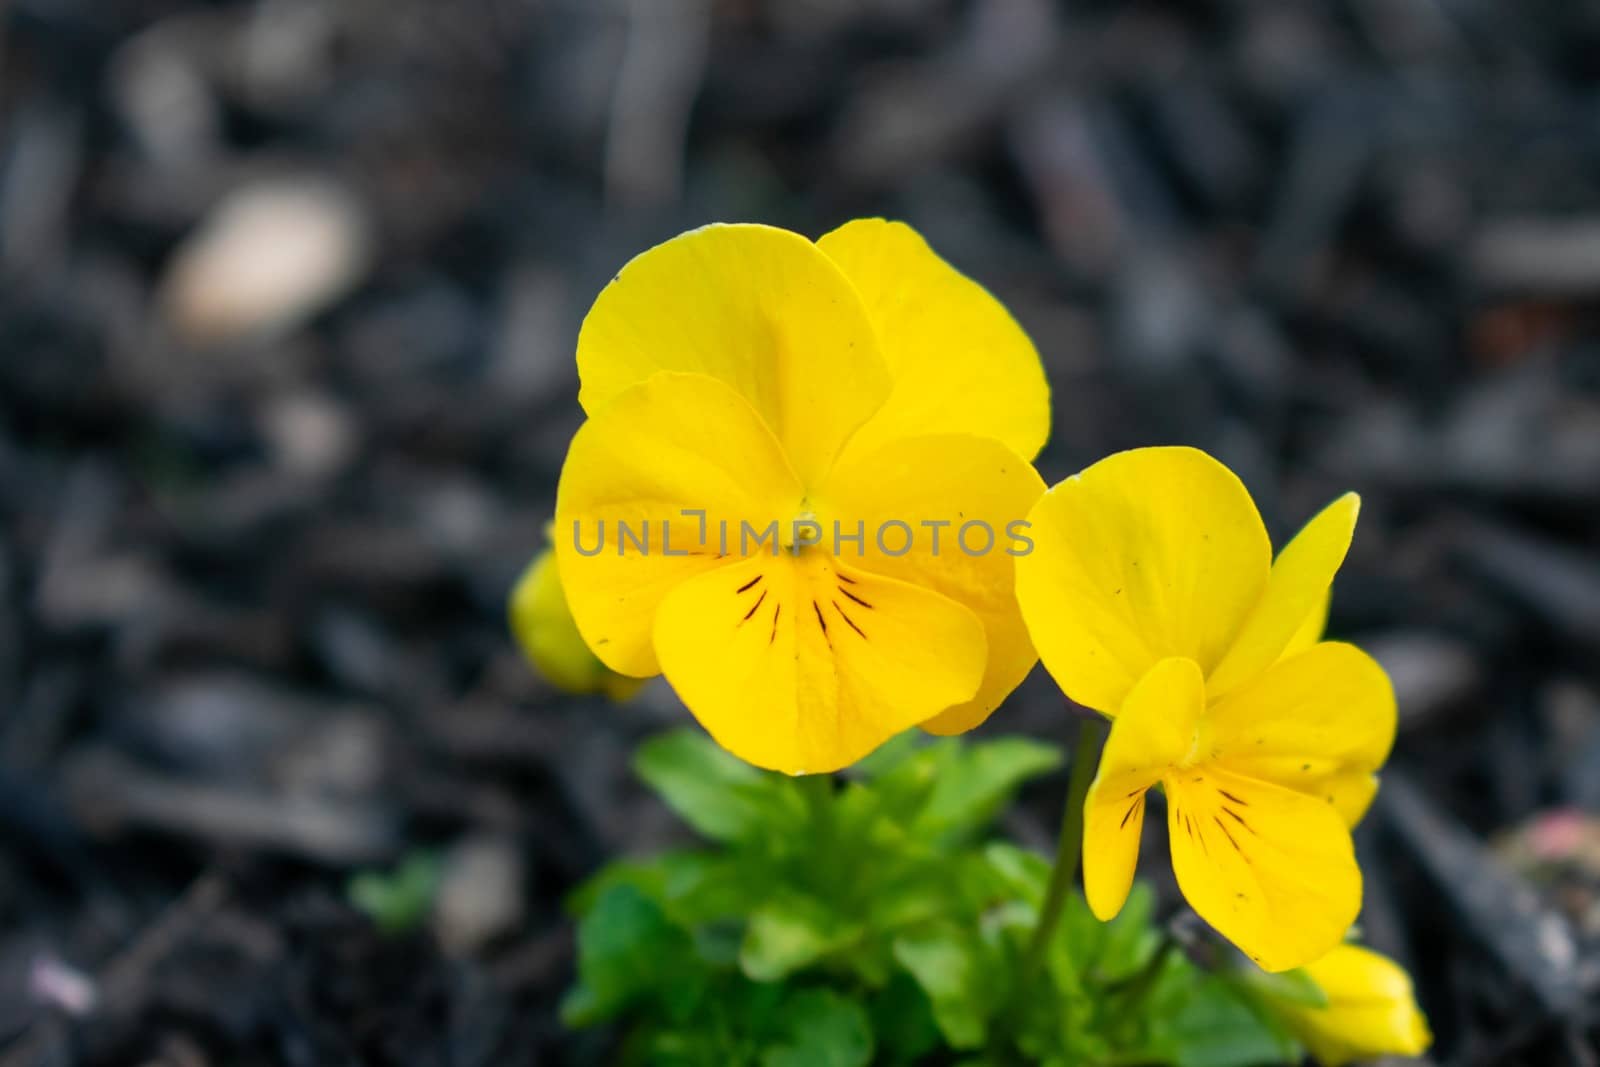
[3, 0, 1599, 1064]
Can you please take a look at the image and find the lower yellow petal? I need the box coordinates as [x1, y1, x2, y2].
[816, 218, 1050, 462]
[1016, 447, 1271, 715]
[817, 433, 1045, 735]
[554, 373, 804, 677]
[652, 553, 986, 773]
[1205, 642, 1397, 826]
[1082, 658, 1205, 920]
[1284, 944, 1432, 1066]
[1208, 493, 1360, 697]
[1166, 767, 1360, 972]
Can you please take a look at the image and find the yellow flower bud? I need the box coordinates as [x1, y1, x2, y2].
[510, 546, 644, 702]
[1272, 944, 1432, 1066]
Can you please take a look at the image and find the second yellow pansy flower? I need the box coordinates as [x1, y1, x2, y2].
[556, 220, 1048, 774]
[1016, 446, 1397, 971]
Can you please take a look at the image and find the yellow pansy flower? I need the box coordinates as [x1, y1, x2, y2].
[1272, 944, 1432, 1065]
[554, 220, 1049, 774]
[511, 546, 645, 702]
[1015, 447, 1397, 971]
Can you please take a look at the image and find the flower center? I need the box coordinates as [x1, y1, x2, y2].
[782, 505, 823, 554]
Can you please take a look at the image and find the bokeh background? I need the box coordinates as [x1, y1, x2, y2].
[3, 0, 1600, 1063]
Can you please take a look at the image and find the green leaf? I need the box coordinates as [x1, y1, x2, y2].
[566, 849, 706, 916]
[761, 988, 874, 1067]
[860, 742, 950, 829]
[1139, 967, 1302, 1067]
[741, 895, 861, 981]
[347, 851, 442, 935]
[634, 728, 770, 843]
[913, 737, 1062, 839]
[892, 923, 998, 1049]
[562, 883, 700, 1027]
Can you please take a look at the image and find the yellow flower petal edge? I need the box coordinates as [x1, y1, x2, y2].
[509, 546, 645, 702]
[816, 218, 1050, 463]
[1273, 943, 1433, 1065]
[1015, 446, 1270, 714]
[552, 220, 1051, 771]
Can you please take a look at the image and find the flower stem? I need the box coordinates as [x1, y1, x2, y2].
[1015, 716, 1104, 999]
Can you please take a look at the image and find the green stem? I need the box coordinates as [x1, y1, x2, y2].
[800, 772, 835, 885]
[1016, 716, 1104, 998]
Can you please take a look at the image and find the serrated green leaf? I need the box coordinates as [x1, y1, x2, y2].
[634, 728, 773, 843]
[741, 895, 861, 981]
[760, 988, 874, 1067]
[913, 737, 1063, 839]
[562, 883, 700, 1027]
[892, 923, 998, 1049]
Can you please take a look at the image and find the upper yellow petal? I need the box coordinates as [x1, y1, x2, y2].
[576, 223, 891, 486]
[1166, 766, 1361, 972]
[1082, 657, 1206, 920]
[816, 432, 1045, 735]
[1015, 447, 1271, 714]
[816, 218, 1050, 462]
[1205, 641, 1397, 826]
[554, 372, 804, 677]
[651, 552, 986, 773]
[1208, 493, 1360, 698]
[1281, 944, 1433, 1066]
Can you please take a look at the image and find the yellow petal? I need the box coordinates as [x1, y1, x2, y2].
[577, 223, 891, 486]
[1166, 766, 1361, 972]
[1279, 586, 1331, 661]
[1083, 657, 1206, 920]
[1015, 447, 1271, 714]
[652, 553, 987, 774]
[1205, 642, 1397, 826]
[1208, 493, 1360, 698]
[554, 373, 804, 677]
[1280, 944, 1433, 1066]
[509, 548, 646, 701]
[816, 219, 1050, 462]
[816, 433, 1045, 735]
